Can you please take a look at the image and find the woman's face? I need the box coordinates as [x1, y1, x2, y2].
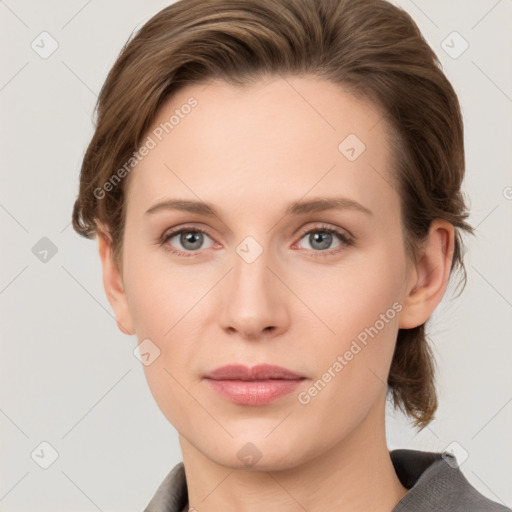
[114, 75, 417, 468]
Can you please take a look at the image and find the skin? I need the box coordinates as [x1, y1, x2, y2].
[97, 75, 454, 512]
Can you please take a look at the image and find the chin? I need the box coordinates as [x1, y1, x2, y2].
[202, 435, 311, 473]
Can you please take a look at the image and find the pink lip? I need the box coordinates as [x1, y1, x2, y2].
[204, 364, 306, 406]
[205, 364, 304, 380]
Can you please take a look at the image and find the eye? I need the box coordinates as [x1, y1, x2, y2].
[294, 224, 354, 257]
[160, 226, 215, 257]
[159, 223, 354, 258]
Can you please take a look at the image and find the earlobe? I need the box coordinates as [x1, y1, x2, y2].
[96, 222, 136, 336]
[398, 220, 455, 330]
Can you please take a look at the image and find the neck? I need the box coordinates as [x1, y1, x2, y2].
[179, 395, 408, 512]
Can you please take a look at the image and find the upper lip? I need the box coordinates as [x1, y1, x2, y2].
[204, 364, 305, 381]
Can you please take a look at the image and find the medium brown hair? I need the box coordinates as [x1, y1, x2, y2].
[72, 0, 474, 431]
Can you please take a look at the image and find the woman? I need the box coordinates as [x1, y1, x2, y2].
[71, 0, 510, 510]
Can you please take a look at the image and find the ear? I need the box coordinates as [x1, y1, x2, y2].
[398, 219, 455, 329]
[96, 221, 136, 336]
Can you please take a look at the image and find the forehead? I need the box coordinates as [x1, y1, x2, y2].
[126, 75, 398, 220]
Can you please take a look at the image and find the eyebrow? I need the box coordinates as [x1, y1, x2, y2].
[145, 196, 373, 218]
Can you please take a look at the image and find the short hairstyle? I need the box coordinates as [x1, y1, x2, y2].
[72, 0, 474, 431]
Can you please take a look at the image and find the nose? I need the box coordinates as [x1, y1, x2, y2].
[218, 245, 290, 340]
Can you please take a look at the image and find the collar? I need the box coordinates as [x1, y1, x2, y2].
[143, 449, 495, 512]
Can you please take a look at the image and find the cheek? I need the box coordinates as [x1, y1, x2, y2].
[123, 244, 188, 337]
[294, 267, 402, 444]
[123, 249, 204, 382]
[298, 248, 404, 343]
[141, 355, 199, 434]
[295, 243, 405, 396]
[129, 264, 203, 426]
[126, 267, 196, 372]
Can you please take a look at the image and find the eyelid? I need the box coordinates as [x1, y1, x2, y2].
[294, 222, 353, 243]
[159, 223, 217, 257]
[159, 222, 354, 257]
[292, 223, 354, 257]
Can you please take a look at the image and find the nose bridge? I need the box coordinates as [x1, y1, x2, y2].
[231, 234, 275, 302]
[219, 233, 287, 336]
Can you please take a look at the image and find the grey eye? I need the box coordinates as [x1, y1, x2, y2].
[168, 229, 214, 252]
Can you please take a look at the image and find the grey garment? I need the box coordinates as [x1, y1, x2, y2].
[390, 449, 511, 511]
[144, 449, 511, 512]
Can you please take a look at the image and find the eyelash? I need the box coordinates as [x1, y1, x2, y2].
[158, 223, 354, 259]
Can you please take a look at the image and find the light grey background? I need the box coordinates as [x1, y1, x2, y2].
[1, 0, 511, 510]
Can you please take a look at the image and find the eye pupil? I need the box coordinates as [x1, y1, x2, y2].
[181, 230, 203, 250]
[164, 226, 348, 257]
[310, 231, 332, 250]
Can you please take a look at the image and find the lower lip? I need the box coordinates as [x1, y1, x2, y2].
[204, 378, 304, 405]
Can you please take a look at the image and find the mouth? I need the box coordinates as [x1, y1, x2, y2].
[203, 364, 306, 406]
[204, 363, 305, 381]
